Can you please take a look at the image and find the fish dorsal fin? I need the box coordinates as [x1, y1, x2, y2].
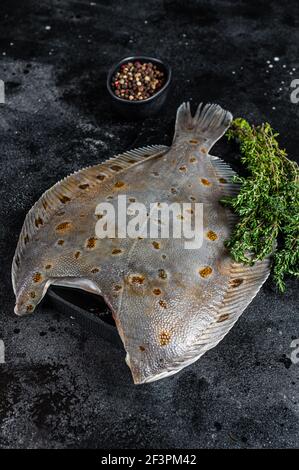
[12, 144, 168, 289]
[141, 257, 271, 383]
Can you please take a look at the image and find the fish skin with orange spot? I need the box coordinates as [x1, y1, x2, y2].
[12, 102, 270, 384]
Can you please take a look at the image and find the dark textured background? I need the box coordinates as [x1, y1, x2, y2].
[0, 0, 298, 449]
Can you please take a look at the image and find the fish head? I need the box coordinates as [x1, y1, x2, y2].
[12, 264, 49, 316]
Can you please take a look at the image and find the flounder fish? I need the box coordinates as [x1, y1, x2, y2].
[12, 103, 270, 383]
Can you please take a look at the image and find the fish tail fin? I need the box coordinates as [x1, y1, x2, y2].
[173, 102, 233, 151]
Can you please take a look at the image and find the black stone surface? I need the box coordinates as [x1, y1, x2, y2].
[0, 0, 298, 449]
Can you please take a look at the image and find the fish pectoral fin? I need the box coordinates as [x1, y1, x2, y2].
[14, 275, 104, 317]
[173, 102, 232, 151]
[50, 277, 103, 295]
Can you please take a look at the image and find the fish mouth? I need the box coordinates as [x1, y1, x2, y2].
[14, 279, 53, 317]
[14, 304, 22, 316]
[14, 303, 34, 317]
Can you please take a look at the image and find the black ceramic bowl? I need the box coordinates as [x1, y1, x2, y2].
[107, 56, 172, 119]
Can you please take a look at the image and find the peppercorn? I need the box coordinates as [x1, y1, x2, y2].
[111, 61, 165, 101]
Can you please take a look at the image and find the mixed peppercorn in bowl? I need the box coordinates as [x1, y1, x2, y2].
[107, 56, 172, 119]
[111, 60, 165, 101]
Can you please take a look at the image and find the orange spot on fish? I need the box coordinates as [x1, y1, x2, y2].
[201, 178, 211, 186]
[96, 174, 106, 181]
[152, 241, 160, 250]
[32, 272, 42, 283]
[153, 288, 162, 296]
[159, 330, 171, 346]
[113, 284, 123, 292]
[91, 267, 100, 273]
[207, 230, 218, 241]
[114, 181, 125, 188]
[35, 217, 43, 228]
[112, 248, 122, 255]
[86, 237, 97, 249]
[217, 314, 230, 323]
[199, 266, 213, 278]
[111, 165, 122, 172]
[231, 278, 244, 288]
[158, 269, 167, 279]
[55, 221, 71, 232]
[128, 274, 145, 285]
[79, 183, 90, 190]
[59, 195, 71, 204]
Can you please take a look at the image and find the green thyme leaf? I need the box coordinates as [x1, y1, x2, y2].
[222, 118, 299, 292]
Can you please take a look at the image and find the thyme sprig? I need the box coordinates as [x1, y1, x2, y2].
[222, 118, 299, 292]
